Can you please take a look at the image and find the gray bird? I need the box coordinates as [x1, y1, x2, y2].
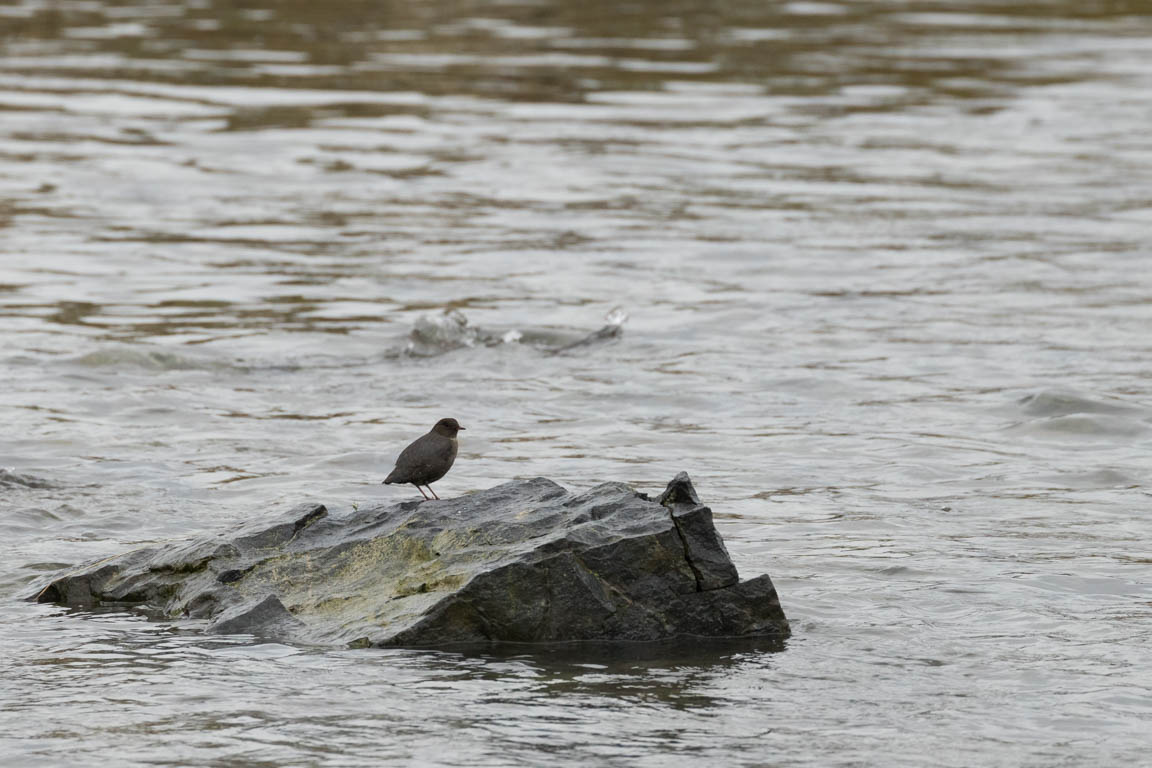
[382, 417, 465, 500]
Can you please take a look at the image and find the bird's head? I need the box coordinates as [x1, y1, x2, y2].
[433, 417, 465, 437]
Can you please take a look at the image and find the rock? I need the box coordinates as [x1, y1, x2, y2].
[401, 308, 626, 357]
[32, 475, 789, 648]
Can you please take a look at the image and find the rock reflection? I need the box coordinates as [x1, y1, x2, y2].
[400, 636, 786, 709]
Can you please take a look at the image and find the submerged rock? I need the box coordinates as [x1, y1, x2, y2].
[401, 307, 626, 357]
[33, 474, 789, 648]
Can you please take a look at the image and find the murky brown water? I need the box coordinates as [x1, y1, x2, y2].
[3, 1, 1152, 765]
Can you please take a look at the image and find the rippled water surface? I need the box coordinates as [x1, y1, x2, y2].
[3, 0, 1152, 765]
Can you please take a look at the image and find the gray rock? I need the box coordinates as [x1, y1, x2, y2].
[33, 475, 789, 648]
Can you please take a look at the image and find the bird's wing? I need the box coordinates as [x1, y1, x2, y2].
[392, 436, 429, 469]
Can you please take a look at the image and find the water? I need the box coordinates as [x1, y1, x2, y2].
[3, 0, 1152, 764]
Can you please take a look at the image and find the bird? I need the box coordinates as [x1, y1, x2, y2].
[382, 417, 465, 500]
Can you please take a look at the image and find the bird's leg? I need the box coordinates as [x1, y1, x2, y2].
[427, 485, 440, 500]
[414, 484, 430, 500]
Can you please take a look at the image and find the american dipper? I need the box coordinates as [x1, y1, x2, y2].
[382, 417, 464, 500]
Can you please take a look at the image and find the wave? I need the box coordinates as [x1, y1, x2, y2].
[0, 468, 54, 489]
[1012, 414, 1149, 439]
[1036, 468, 1139, 489]
[1016, 389, 1143, 418]
[68, 346, 234, 371]
[1007, 389, 1150, 442]
[401, 307, 627, 358]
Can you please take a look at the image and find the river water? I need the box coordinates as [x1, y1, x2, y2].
[2, 0, 1152, 765]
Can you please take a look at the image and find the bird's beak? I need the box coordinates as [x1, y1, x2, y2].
[458, 426, 467, 430]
